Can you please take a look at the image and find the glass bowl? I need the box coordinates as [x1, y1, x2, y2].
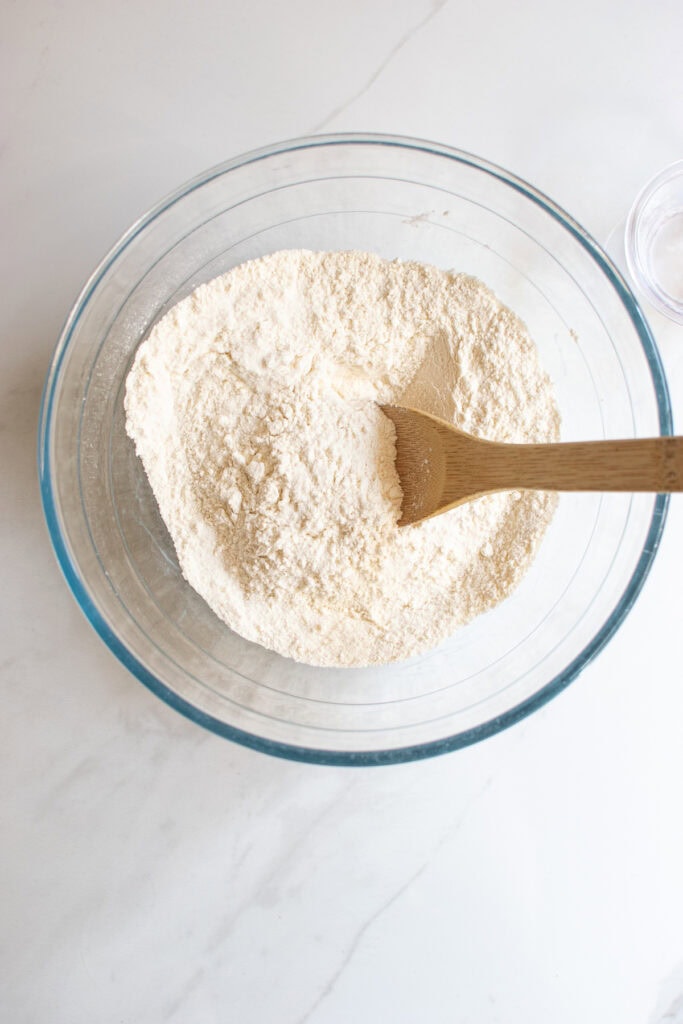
[38, 133, 671, 765]
[625, 159, 683, 324]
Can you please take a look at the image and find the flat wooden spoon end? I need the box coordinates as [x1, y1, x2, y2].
[380, 404, 447, 526]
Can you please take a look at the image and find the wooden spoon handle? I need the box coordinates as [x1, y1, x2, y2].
[382, 406, 683, 524]
[475, 436, 683, 494]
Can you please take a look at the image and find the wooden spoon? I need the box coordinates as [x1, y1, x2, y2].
[381, 404, 683, 527]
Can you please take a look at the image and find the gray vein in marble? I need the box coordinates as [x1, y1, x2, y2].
[165, 968, 207, 1023]
[162, 778, 359, 1022]
[293, 861, 428, 1024]
[34, 755, 99, 816]
[660, 996, 683, 1023]
[311, 0, 449, 132]
[210, 779, 359, 948]
[651, 962, 683, 1024]
[656, 992, 683, 1024]
[294, 773, 494, 1024]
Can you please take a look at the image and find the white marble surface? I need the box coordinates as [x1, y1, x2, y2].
[3, 1, 683, 1021]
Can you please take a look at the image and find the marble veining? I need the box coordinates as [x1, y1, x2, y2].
[651, 963, 683, 1024]
[4, 0, 683, 1021]
[312, 0, 450, 133]
[294, 774, 495, 1024]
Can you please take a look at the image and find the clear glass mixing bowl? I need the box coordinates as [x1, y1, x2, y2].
[38, 133, 671, 765]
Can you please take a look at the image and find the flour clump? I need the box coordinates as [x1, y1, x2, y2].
[125, 250, 559, 667]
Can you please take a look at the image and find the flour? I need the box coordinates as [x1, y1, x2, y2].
[125, 250, 560, 667]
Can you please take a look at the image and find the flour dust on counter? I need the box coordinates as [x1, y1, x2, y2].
[125, 249, 559, 667]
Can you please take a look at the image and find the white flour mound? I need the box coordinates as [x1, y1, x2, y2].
[125, 250, 560, 667]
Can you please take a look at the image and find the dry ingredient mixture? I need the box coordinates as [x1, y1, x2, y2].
[125, 250, 560, 667]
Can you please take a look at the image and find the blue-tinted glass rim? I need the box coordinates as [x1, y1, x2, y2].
[37, 132, 672, 766]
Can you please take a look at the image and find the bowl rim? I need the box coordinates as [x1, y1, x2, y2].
[38, 131, 672, 766]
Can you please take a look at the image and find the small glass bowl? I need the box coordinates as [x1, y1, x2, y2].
[39, 133, 671, 765]
[626, 160, 683, 324]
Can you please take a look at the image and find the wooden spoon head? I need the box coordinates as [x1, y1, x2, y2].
[381, 405, 492, 525]
[381, 405, 451, 526]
